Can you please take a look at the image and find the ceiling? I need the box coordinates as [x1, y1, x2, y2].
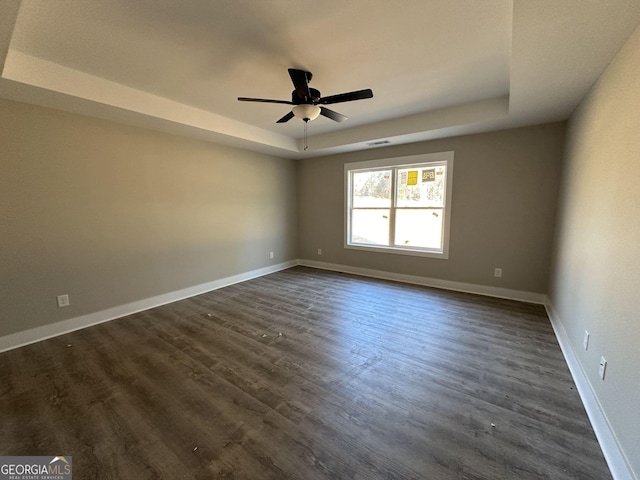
[1, 0, 640, 159]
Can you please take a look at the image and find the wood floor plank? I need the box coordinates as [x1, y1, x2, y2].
[0, 267, 611, 479]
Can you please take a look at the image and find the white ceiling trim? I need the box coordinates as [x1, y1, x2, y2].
[3, 49, 299, 153]
[1, 48, 511, 159]
[300, 96, 510, 154]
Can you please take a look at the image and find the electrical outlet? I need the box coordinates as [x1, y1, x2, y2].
[269, 251, 274, 259]
[494, 267, 502, 278]
[317, 248, 322, 256]
[57, 294, 70, 308]
[599, 356, 607, 380]
[583, 331, 590, 351]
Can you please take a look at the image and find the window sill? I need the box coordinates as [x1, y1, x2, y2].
[345, 243, 449, 259]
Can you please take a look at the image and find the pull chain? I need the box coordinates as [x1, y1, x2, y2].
[303, 119, 309, 151]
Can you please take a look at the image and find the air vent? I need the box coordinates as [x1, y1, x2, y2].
[366, 140, 391, 147]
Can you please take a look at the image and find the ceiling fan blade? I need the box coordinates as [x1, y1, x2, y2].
[288, 68, 311, 99]
[276, 111, 295, 123]
[320, 107, 347, 122]
[319, 89, 373, 105]
[238, 97, 294, 105]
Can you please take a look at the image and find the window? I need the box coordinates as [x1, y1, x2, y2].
[345, 152, 454, 258]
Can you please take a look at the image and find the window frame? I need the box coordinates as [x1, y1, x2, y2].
[344, 151, 454, 259]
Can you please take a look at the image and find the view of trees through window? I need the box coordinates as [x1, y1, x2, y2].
[349, 163, 447, 251]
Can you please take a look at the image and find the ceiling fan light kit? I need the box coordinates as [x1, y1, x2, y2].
[292, 104, 321, 122]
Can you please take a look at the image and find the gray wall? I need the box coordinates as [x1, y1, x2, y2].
[0, 98, 298, 338]
[298, 123, 566, 294]
[549, 24, 640, 477]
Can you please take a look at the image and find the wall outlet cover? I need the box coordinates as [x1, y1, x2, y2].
[57, 294, 70, 308]
[599, 356, 607, 380]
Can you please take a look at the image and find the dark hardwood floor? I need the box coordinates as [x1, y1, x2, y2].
[0, 266, 611, 479]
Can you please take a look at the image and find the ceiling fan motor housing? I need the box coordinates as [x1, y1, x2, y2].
[292, 87, 321, 105]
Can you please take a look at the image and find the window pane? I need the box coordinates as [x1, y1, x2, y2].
[396, 165, 446, 208]
[351, 209, 390, 245]
[394, 209, 443, 249]
[352, 170, 392, 208]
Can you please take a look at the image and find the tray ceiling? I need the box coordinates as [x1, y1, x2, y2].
[1, 0, 639, 158]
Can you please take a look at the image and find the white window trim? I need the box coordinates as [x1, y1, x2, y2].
[344, 151, 454, 259]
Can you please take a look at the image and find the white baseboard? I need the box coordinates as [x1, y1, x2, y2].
[0, 260, 298, 354]
[545, 299, 635, 480]
[0, 259, 545, 354]
[299, 259, 546, 304]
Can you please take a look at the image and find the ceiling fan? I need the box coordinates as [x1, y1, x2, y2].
[238, 68, 374, 124]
